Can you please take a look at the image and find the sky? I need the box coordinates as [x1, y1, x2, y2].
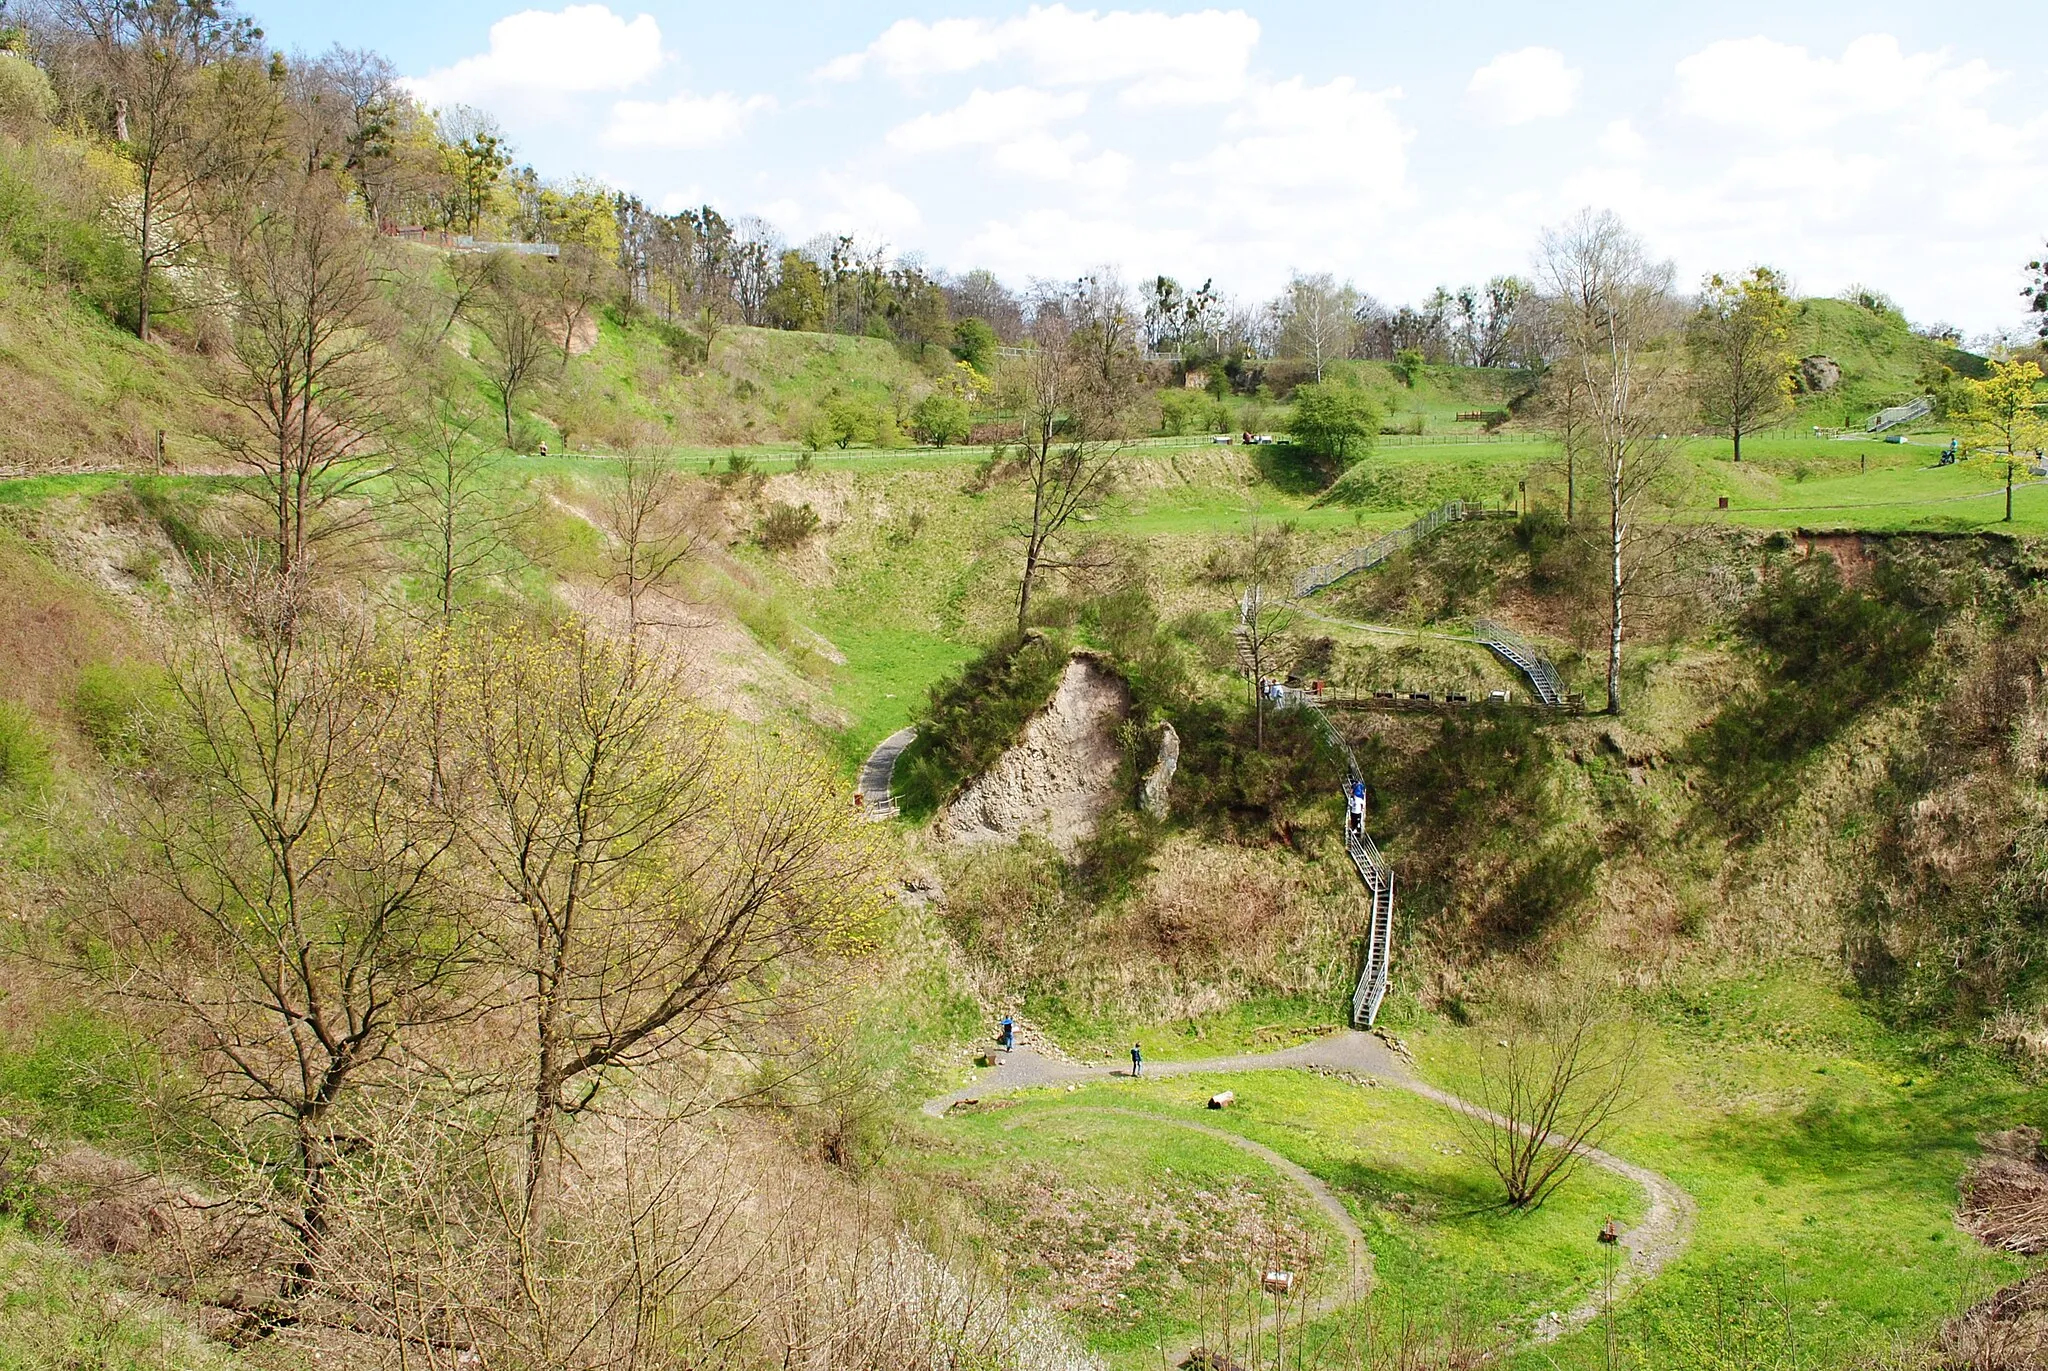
[249, 1, 2048, 336]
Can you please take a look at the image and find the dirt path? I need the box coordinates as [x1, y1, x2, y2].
[921, 1031, 1694, 1351]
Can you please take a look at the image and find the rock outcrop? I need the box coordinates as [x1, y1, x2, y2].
[936, 655, 1130, 856]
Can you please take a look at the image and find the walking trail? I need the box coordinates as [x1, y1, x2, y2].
[856, 726, 918, 819]
[921, 1031, 1693, 1357]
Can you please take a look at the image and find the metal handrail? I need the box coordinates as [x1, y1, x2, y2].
[1292, 500, 1478, 599]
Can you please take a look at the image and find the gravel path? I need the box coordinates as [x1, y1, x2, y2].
[856, 726, 918, 818]
[921, 1030, 1694, 1351]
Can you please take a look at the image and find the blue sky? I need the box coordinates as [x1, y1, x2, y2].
[252, 2, 2047, 334]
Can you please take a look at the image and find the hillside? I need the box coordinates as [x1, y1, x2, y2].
[7, 44, 2048, 1371]
[1787, 295, 1991, 427]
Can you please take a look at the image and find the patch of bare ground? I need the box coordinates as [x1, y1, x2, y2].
[973, 1161, 1320, 1326]
[560, 580, 835, 727]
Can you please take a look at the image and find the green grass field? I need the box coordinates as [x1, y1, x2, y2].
[913, 1071, 1642, 1369]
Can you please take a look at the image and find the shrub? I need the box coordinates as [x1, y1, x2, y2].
[70, 662, 160, 761]
[756, 500, 820, 552]
[951, 317, 998, 373]
[910, 391, 972, 447]
[1286, 383, 1379, 471]
[0, 699, 51, 796]
[0, 53, 56, 123]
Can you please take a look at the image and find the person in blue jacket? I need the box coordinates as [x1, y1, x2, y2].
[999, 1016, 1015, 1051]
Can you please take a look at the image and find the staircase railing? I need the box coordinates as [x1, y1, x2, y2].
[1867, 395, 1933, 434]
[1292, 500, 1480, 599]
[1471, 618, 1567, 707]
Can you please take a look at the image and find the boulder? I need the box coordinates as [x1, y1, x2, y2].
[1798, 355, 1843, 394]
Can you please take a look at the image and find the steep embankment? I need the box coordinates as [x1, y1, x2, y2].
[936, 653, 1131, 855]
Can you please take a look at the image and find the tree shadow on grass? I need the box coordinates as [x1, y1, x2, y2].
[1253, 441, 1337, 498]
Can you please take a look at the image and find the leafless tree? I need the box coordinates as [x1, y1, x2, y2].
[546, 241, 614, 367]
[80, 583, 470, 1295]
[596, 451, 705, 643]
[52, 0, 271, 339]
[475, 253, 558, 443]
[390, 400, 522, 624]
[214, 168, 393, 585]
[440, 622, 877, 1238]
[1458, 988, 1644, 1210]
[1274, 271, 1359, 381]
[1534, 209, 1687, 713]
[1232, 510, 1297, 749]
[1004, 298, 1141, 635]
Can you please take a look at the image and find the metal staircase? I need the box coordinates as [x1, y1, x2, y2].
[1262, 684, 1394, 1028]
[1346, 826, 1395, 1029]
[1471, 619, 1567, 707]
[1867, 396, 1933, 434]
[1291, 499, 1479, 598]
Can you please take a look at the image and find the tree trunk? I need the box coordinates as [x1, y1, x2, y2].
[1732, 426, 1742, 463]
[1608, 456, 1624, 715]
[136, 193, 154, 343]
[1015, 545, 1038, 638]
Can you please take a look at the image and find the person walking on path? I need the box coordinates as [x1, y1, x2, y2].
[999, 1016, 1015, 1052]
[1130, 1042, 1144, 1078]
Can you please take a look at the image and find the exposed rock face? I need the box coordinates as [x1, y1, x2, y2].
[1142, 721, 1180, 819]
[1798, 355, 1842, 394]
[936, 655, 1131, 856]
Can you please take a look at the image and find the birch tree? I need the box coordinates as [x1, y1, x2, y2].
[1534, 210, 1685, 714]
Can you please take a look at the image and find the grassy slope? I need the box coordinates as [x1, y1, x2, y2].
[0, 257, 220, 473]
[913, 1074, 1640, 1368]
[1786, 297, 1987, 426]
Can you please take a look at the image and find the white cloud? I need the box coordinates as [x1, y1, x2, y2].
[886, 86, 1088, 154]
[1671, 34, 1998, 128]
[1597, 118, 1647, 160]
[605, 91, 773, 149]
[1465, 46, 1581, 126]
[990, 134, 1132, 188]
[1178, 76, 1409, 197]
[405, 5, 664, 107]
[820, 5, 1259, 105]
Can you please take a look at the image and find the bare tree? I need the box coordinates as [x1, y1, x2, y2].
[56, 0, 268, 339]
[82, 582, 469, 1295]
[215, 168, 393, 585]
[1005, 298, 1141, 635]
[1274, 271, 1359, 381]
[390, 401, 521, 623]
[1534, 210, 1686, 714]
[597, 452, 705, 643]
[1231, 510, 1296, 749]
[475, 253, 558, 443]
[1459, 988, 1644, 1210]
[546, 241, 614, 366]
[442, 622, 876, 1239]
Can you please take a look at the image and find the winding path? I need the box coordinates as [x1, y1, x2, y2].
[922, 1032, 1694, 1353]
[856, 726, 918, 819]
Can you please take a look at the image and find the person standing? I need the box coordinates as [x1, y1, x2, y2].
[1346, 779, 1366, 837]
[1000, 1016, 1015, 1051]
[1130, 1042, 1143, 1078]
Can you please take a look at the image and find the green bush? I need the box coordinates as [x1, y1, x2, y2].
[756, 500, 820, 551]
[1285, 382, 1380, 474]
[69, 662, 160, 761]
[910, 391, 971, 446]
[0, 700, 50, 796]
